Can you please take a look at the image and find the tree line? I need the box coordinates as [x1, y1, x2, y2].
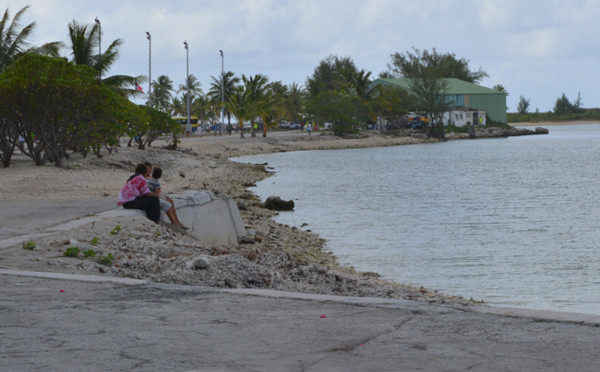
[0, 5, 495, 167]
[509, 92, 591, 123]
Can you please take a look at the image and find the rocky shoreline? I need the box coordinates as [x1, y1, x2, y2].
[1, 129, 548, 308]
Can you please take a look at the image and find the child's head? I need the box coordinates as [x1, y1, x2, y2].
[152, 167, 163, 180]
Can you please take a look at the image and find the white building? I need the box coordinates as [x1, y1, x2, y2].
[443, 109, 486, 127]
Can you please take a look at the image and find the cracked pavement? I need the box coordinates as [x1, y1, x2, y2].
[2, 271, 600, 371]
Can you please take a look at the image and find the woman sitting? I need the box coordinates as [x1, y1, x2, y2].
[117, 163, 161, 223]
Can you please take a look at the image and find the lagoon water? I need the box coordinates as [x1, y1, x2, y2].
[233, 124, 600, 315]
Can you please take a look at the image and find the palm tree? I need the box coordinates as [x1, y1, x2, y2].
[352, 69, 373, 100]
[0, 6, 62, 72]
[170, 96, 183, 117]
[493, 84, 508, 95]
[257, 87, 284, 137]
[67, 20, 144, 98]
[191, 94, 214, 129]
[208, 70, 240, 126]
[242, 74, 269, 137]
[147, 75, 174, 113]
[228, 86, 252, 138]
[283, 82, 305, 124]
[178, 74, 203, 100]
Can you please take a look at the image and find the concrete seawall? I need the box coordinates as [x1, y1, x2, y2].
[0, 190, 246, 249]
[165, 190, 246, 246]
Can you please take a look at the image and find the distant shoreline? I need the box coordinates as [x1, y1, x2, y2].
[510, 120, 600, 127]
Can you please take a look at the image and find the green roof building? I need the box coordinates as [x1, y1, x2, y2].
[369, 78, 507, 124]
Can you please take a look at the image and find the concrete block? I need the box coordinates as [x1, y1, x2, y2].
[171, 191, 245, 247]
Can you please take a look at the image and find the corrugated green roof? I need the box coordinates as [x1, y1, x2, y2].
[371, 78, 505, 95]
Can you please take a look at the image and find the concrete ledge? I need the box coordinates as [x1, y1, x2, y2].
[2, 267, 599, 326]
[103, 190, 245, 247]
[0, 268, 147, 285]
[0, 190, 246, 249]
[471, 305, 600, 326]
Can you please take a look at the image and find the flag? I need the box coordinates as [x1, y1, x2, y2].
[136, 83, 144, 93]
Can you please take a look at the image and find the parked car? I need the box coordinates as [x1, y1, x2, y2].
[279, 121, 289, 129]
[288, 122, 300, 130]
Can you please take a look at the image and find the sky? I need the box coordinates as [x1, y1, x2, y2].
[8, 0, 600, 112]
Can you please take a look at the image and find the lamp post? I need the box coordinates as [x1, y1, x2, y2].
[220, 50, 224, 136]
[146, 32, 151, 97]
[184, 41, 191, 134]
[95, 17, 101, 79]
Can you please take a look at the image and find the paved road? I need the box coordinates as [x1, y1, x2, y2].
[0, 200, 116, 240]
[2, 270, 600, 371]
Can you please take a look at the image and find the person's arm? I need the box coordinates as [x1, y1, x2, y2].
[135, 176, 159, 197]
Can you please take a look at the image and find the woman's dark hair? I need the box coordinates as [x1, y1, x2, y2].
[152, 167, 163, 179]
[135, 163, 148, 175]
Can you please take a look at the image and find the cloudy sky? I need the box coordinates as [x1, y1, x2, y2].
[10, 0, 600, 112]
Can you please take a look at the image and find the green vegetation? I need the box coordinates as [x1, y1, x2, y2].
[509, 92, 598, 123]
[24, 241, 36, 250]
[385, 47, 489, 84]
[63, 247, 80, 257]
[0, 5, 521, 168]
[83, 249, 97, 258]
[508, 109, 600, 123]
[90, 237, 100, 245]
[101, 253, 114, 265]
[110, 224, 122, 235]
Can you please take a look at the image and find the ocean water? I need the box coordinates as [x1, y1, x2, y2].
[233, 124, 600, 315]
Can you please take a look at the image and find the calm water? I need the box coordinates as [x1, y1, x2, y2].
[233, 125, 600, 315]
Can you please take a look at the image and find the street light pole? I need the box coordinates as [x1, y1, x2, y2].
[220, 50, 224, 136]
[184, 41, 191, 134]
[146, 32, 151, 98]
[95, 17, 101, 79]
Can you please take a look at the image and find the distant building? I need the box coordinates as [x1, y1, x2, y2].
[369, 78, 507, 124]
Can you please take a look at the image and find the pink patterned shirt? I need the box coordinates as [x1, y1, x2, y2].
[117, 174, 151, 206]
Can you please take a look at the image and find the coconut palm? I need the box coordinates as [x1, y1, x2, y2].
[0, 6, 62, 72]
[171, 96, 186, 117]
[191, 94, 214, 128]
[208, 70, 240, 126]
[228, 86, 253, 139]
[147, 75, 174, 113]
[352, 69, 373, 99]
[242, 74, 270, 137]
[256, 87, 284, 137]
[283, 82, 305, 124]
[67, 20, 143, 98]
[178, 74, 202, 100]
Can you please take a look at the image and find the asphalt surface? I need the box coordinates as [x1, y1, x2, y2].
[3, 197, 600, 371]
[0, 200, 116, 240]
[3, 270, 600, 372]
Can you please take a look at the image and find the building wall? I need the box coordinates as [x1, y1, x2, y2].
[468, 94, 507, 124]
[445, 94, 506, 123]
[369, 78, 508, 124]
